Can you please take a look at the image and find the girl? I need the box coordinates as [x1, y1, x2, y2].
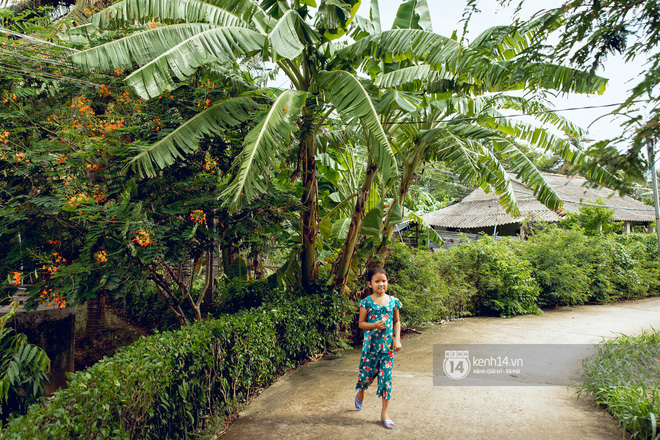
[354, 267, 402, 430]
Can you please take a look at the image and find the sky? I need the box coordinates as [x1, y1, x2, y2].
[354, 0, 650, 145]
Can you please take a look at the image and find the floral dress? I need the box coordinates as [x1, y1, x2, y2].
[355, 295, 402, 400]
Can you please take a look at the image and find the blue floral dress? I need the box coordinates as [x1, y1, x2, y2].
[355, 295, 402, 400]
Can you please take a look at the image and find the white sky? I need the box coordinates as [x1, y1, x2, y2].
[356, 0, 650, 145]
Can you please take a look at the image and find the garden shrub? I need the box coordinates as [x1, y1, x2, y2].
[0, 303, 50, 427]
[1, 292, 352, 439]
[580, 330, 660, 439]
[514, 226, 592, 306]
[384, 243, 474, 325]
[447, 237, 541, 317]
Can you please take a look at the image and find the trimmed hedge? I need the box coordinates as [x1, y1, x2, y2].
[1, 293, 352, 439]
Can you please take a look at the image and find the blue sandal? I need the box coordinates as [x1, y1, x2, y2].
[381, 418, 394, 429]
[355, 393, 364, 411]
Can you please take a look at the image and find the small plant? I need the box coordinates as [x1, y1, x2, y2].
[0, 302, 50, 426]
[579, 331, 660, 439]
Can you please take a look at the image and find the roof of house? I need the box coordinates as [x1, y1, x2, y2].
[422, 173, 655, 229]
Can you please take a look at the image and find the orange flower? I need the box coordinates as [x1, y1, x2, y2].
[133, 230, 152, 247]
[189, 210, 206, 224]
[10, 271, 21, 285]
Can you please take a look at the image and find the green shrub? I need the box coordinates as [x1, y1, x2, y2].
[0, 303, 50, 426]
[448, 237, 541, 317]
[580, 330, 660, 439]
[514, 226, 592, 306]
[384, 243, 474, 325]
[1, 293, 352, 439]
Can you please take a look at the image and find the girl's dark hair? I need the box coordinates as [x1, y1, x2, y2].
[366, 267, 387, 282]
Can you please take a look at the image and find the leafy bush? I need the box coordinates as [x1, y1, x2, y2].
[0, 303, 50, 427]
[516, 227, 660, 306]
[1, 293, 352, 439]
[580, 331, 660, 439]
[514, 226, 592, 306]
[447, 237, 541, 317]
[384, 243, 474, 325]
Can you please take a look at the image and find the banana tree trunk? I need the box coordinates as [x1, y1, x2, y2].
[300, 130, 318, 288]
[332, 162, 378, 293]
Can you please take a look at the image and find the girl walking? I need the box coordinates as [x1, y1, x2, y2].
[354, 267, 402, 430]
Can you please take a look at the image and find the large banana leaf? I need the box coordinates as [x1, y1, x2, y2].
[126, 96, 259, 177]
[268, 9, 320, 60]
[317, 70, 398, 182]
[221, 89, 308, 209]
[420, 124, 521, 216]
[392, 0, 432, 32]
[70, 24, 219, 72]
[339, 29, 509, 87]
[91, 0, 275, 33]
[124, 27, 265, 99]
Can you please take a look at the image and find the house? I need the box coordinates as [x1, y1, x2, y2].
[422, 173, 655, 248]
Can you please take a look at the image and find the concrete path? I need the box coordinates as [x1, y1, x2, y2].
[224, 297, 660, 440]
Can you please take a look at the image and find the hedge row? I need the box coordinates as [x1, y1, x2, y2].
[1, 292, 352, 439]
[385, 227, 660, 323]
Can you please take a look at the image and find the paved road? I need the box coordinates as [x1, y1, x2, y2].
[224, 297, 660, 440]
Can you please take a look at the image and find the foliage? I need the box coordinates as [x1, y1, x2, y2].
[515, 226, 660, 306]
[0, 303, 50, 426]
[384, 243, 474, 325]
[448, 237, 541, 317]
[1, 291, 352, 439]
[580, 330, 660, 440]
[560, 198, 623, 236]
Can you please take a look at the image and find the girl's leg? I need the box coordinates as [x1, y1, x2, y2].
[381, 396, 390, 421]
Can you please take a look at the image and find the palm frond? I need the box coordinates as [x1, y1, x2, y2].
[318, 70, 398, 182]
[125, 27, 265, 99]
[126, 96, 260, 177]
[221, 89, 308, 210]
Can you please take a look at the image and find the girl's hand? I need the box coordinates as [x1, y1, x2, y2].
[374, 320, 386, 330]
[393, 340, 402, 352]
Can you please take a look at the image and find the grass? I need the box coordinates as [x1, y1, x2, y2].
[579, 330, 660, 439]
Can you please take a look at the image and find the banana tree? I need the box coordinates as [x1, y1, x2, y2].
[68, 0, 399, 288]
[337, 2, 618, 266]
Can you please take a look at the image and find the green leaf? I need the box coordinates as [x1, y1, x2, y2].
[125, 27, 266, 99]
[317, 70, 398, 182]
[126, 96, 258, 177]
[361, 200, 383, 236]
[221, 89, 308, 210]
[268, 9, 319, 60]
[331, 218, 351, 241]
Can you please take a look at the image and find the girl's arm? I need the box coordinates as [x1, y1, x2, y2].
[358, 306, 385, 330]
[392, 309, 402, 351]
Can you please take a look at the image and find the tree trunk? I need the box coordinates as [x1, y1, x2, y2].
[332, 162, 377, 293]
[300, 130, 318, 288]
[85, 291, 106, 337]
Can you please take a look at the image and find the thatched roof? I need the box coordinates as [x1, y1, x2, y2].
[422, 173, 655, 229]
